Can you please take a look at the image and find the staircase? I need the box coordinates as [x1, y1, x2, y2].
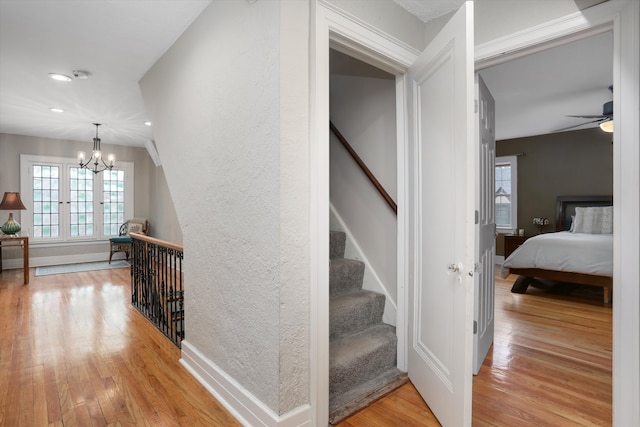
[329, 230, 407, 424]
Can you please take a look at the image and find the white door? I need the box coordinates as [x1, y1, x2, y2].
[406, 2, 475, 426]
[473, 74, 496, 375]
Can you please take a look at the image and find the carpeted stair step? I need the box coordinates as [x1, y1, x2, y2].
[329, 324, 397, 401]
[330, 290, 385, 339]
[329, 368, 408, 425]
[330, 230, 346, 259]
[330, 258, 365, 296]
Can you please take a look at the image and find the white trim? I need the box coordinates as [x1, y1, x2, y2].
[395, 72, 409, 372]
[310, 3, 330, 425]
[318, 0, 419, 74]
[180, 341, 311, 427]
[313, 3, 419, 423]
[1, 250, 113, 270]
[475, 1, 639, 424]
[612, 1, 640, 425]
[145, 140, 162, 167]
[474, 0, 625, 69]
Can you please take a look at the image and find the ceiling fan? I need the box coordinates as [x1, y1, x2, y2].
[556, 85, 613, 132]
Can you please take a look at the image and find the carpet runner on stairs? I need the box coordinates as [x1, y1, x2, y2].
[329, 231, 407, 424]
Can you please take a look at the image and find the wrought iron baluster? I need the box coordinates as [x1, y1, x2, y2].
[130, 234, 184, 348]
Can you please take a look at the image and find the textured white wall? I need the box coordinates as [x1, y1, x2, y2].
[139, 0, 310, 415]
[329, 73, 398, 310]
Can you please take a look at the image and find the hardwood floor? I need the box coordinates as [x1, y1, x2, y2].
[1, 265, 611, 426]
[338, 272, 613, 426]
[0, 266, 240, 426]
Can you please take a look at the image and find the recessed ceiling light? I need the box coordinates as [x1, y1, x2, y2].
[49, 73, 72, 82]
[49, 107, 65, 113]
[144, 121, 152, 126]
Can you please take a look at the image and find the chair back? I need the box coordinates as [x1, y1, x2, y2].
[122, 218, 149, 236]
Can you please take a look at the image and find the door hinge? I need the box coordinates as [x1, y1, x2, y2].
[473, 320, 477, 334]
[474, 99, 478, 113]
[475, 210, 479, 224]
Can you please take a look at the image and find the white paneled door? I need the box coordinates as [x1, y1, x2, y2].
[473, 74, 496, 375]
[406, 2, 475, 426]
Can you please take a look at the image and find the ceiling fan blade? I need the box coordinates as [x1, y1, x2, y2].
[566, 114, 607, 119]
[553, 118, 607, 132]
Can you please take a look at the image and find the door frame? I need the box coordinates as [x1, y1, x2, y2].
[311, 0, 639, 425]
[475, 1, 639, 424]
[311, 1, 418, 424]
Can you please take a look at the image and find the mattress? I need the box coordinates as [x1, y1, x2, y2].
[502, 231, 613, 277]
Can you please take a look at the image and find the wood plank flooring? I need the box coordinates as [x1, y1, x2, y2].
[1, 265, 611, 426]
[0, 266, 240, 426]
[338, 273, 612, 426]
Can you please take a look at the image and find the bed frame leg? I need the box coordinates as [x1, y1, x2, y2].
[511, 276, 532, 294]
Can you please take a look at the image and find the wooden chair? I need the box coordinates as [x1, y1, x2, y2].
[109, 218, 149, 263]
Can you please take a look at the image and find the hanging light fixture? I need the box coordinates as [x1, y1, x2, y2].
[78, 123, 115, 174]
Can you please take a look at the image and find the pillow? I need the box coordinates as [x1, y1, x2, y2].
[572, 206, 613, 234]
[569, 214, 575, 232]
[127, 221, 146, 234]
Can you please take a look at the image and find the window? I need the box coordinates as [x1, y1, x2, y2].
[495, 155, 517, 231]
[21, 155, 133, 243]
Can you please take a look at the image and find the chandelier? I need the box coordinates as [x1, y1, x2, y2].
[78, 123, 115, 174]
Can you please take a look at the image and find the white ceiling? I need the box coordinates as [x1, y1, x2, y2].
[0, 0, 212, 147]
[479, 30, 613, 140]
[391, 0, 465, 22]
[0, 0, 613, 148]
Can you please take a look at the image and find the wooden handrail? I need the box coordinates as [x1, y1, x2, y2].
[330, 121, 397, 215]
[130, 232, 184, 252]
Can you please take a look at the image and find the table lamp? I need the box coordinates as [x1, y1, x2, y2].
[0, 192, 27, 235]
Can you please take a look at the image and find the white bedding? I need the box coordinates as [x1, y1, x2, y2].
[502, 231, 613, 277]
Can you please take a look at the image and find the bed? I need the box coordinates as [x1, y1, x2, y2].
[502, 195, 613, 303]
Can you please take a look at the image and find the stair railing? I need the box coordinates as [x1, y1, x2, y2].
[130, 233, 184, 347]
[330, 121, 397, 215]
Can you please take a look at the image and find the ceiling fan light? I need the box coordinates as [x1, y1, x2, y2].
[49, 73, 72, 82]
[600, 120, 614, 133]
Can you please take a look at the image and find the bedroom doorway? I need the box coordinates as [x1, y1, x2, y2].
[475, 28, 615, 422]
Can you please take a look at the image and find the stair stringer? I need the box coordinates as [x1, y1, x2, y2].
[329, 203, 396, 326]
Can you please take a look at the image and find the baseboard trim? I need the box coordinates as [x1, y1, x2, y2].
[180, 341, 312, 427]
[1, 252, 120, 270]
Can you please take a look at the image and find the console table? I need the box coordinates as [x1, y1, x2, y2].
[0, 235, 29, 284]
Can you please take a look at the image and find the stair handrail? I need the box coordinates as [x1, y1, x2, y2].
[130, 232, 184, 348]
[130, 232, 183, 252]
[329, 121, 397, 215]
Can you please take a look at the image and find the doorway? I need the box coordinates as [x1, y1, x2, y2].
[312, 1, 639, 425]
[474, 29, 614, 417]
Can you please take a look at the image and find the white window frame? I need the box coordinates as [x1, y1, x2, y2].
[495, 155, 517, 233]
[20, 154, 134, 245]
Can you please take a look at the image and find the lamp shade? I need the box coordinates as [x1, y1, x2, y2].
[0, 192, 26, 210]
[0, 192, 26, 235]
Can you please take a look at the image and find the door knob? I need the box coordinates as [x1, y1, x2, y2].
[447, 262, 463, 274]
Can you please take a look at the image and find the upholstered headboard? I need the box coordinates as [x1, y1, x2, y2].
[555, 195, 613, 231]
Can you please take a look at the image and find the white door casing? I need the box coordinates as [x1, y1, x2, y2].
[473, 74, 496, 375]
[475, 1, 640, 424]
[313, 1, 638, 426]
[406, 3, 475, 426]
